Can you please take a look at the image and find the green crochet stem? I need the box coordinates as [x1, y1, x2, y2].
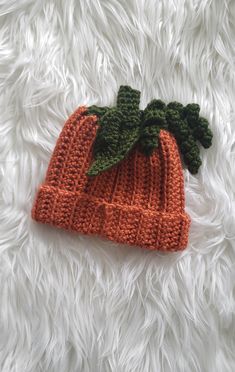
[86, 86, 213, 176]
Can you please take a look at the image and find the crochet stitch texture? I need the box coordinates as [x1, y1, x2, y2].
[31, 120, 186, 251]
[31, 86, 212, 251]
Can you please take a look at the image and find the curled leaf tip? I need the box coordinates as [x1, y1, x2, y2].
[146, 99, 166, 111]
[167, 101, 184, 113]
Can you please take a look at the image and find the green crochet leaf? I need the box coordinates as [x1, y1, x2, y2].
[87, 109, 140, 176]
[87, 86, 141, 176]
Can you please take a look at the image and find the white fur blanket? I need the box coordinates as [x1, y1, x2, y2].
[0, 1, 235, 371]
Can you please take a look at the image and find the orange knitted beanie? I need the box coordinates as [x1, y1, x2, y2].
[32, 86, 212, 251]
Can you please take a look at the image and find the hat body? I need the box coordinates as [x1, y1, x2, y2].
[32, 106, 190, 251]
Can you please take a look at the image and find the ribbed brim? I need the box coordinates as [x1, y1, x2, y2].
[32, 185, 190, 252]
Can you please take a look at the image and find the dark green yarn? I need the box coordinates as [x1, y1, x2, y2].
[166, 107, 202, 174]
[93, 108, 123, 157]
[116, 85, 141, 112]
[143, 107, 167, 128]
[139, 101, 168, 156]
[167, 101, 184, 114]
[145, 99, 166, 111]
[184, 104, 213, 148]
[86, 86, 213, 176]
[140, 125, 161, 156]
[87, 105, 109, 117]
[87, 86, 141, 176]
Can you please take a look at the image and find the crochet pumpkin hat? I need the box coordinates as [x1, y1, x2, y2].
[32, 86, 212, 251]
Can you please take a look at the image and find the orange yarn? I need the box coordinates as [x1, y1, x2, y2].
[32, 106, 190, 251]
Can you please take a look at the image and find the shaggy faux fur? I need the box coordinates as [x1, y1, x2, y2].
[0, 1, 235, 371]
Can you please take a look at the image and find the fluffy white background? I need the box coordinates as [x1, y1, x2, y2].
[0, 0, 235, 371]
